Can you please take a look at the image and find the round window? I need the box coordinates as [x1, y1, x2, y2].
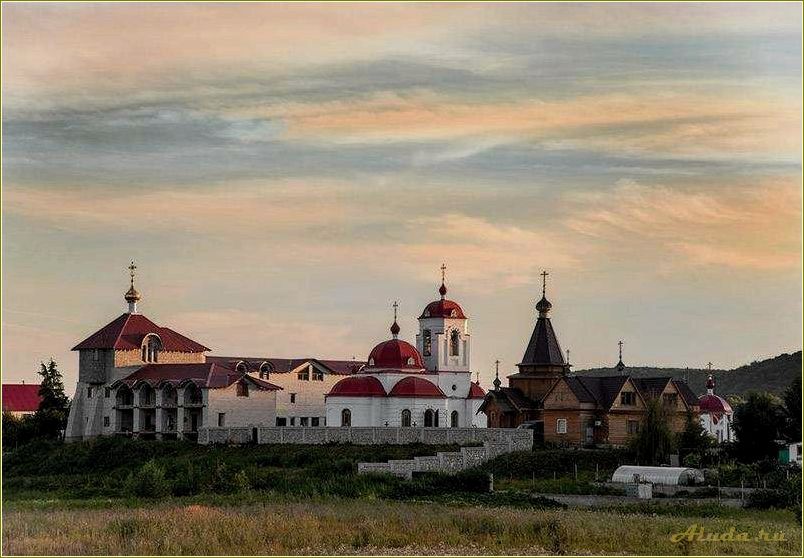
[452, 384, 457, 391]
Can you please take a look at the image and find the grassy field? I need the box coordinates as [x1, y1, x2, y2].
[3, 438, 801, 555]
[3, 497, 800, 555]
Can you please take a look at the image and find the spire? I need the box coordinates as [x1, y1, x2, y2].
[566, 348, 571, 370]
[390, 300, 400, 338]
[124, 260, 141, 314]
[535, 270, 552, 317]
[616, 340, 625, 374]
[439, 263, 447, 299]
[493, 359, 501, 390]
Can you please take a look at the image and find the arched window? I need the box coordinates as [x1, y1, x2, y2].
[451, 410, 459, 428]
[434, 410, 440, 427]
[116, 385, 134, 407]
[406, 357, 415, 366]
[235, 361, 248, 374]
[450, 330, 460, 356]
[401, 409, 412, 427]
[422, 329, 432, 356]
[141, 334, 162, 363]
[236, 381, 249, 397]
[259, 362, 273, 380]
[424, 409, 434, 427]
[139, 383, 155, 406]
[341, 408, 351, 427]
[368, 358, 375, 366]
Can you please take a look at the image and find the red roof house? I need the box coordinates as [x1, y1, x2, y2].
[2, 384, 42, 415]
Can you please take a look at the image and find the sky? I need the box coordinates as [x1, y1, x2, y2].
[2, 2, 802, 390]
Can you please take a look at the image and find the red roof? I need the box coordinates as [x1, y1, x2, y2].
[367, 339, 425, 371]
[116, 363, 281, 391]
[72, 313, 210, 353]
[206, 356, 364, 375]
[699, 393, 733, 414]
[2, 384, 42, 413]
[388, 376, 445, 398]
[468, 381, 486, 399]
[327, 376, 387, 397]
[419, 299, 466, 319]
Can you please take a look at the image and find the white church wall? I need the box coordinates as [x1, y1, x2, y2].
[206, 383, 277, 428]
[256, 363, 341, 426]
[700, 412, 734, 443]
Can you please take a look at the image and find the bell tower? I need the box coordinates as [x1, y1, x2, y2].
[416, 264, 470, 373]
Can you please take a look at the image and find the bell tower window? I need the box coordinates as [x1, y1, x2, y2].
[141, 334, 162, 363]
[422, 329, 432, 356]
[450, 330, 460, 356]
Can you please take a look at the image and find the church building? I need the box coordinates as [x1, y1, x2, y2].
[325, 272, 487, 428]
[479, 272, 699, 446]
[65, 263, 284, 442]
[698, 374, 734, 443]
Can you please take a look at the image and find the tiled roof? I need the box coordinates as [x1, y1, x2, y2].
[388, 376, 445, 398]
[468, 382, 486, 399]
[571, 376, 630, 409]
[478, 387, 540, 414]
[672, 379, 700, 408]
[327, 376, 387, 397]
[519, 317, 565, 367]
[564, 376, 598, 404]
[2, 384, 42, 413]
[72, 313, 210, 353]
[206, 356, 364, 375]
[633, 377, 672, 398]
[117, 362, 281, 391]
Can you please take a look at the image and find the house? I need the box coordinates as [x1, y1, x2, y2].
[2, 383, 42, 417]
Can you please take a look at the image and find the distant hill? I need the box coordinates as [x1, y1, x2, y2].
[575, 351, 801, 398]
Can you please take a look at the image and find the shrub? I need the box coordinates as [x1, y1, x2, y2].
[124, 460, 170, 498]
[745, 489, 792, 510]
[171, 461, 201, 496]
[206, 461, 250, 494]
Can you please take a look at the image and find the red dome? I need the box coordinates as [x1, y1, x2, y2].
[419, 299, 466, 319]
[327, 376, 386, 397]
[367, 339, 425, 370]
[468, 382, 486, 399]
[698, 394, 732, 414]
[389, 376, 445, 398]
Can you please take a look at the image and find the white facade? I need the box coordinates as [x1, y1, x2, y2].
[699, 410, 734, 443]
[326, 282, 487, 429]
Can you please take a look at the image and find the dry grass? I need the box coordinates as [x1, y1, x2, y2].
[3, 498, 800, 556]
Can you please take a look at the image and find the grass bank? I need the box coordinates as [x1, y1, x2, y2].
[3, 498, 800, 556]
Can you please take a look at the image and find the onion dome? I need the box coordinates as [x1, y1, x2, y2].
[535, 295, 552, 316]
[420, 265, 467, 319]
[439, 281, 447, 298]
[367, 338, 425, 370]
[327, 375, 387, 397]
[390, 320, 400, 338]
[388, 376, 445, 397]
[125, 285, 141, 303]
[698, 393, 733, 414]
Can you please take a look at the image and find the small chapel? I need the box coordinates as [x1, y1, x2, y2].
[324, 270, 487, 428]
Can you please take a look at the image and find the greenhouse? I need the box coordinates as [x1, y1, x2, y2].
[611, 466, 704, 486]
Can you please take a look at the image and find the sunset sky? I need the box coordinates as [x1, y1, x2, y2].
[2, 2, 802, 388]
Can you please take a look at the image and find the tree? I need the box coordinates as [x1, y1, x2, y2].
[783, 376, 801, 443]
[677, 409, 712, 461]
[34, 359, 70, 440]
[630, 398, 676, 465]
[732, 391, 784, 463]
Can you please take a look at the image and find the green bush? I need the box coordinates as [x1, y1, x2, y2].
[745, 489, 792, 510]
[124, 461, 170, 499]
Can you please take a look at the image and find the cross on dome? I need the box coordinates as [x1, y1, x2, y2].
[439, 263, 447, 298]
[535, 269, 552, 316]
[390, 300, 400, 338]
[124, 260, 141, 313]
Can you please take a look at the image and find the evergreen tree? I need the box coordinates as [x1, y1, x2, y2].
[732, 391, 784, 462]
[630, 398, 676, 465]
[34, 359, 70, 439]
[783, 376, 801, 443]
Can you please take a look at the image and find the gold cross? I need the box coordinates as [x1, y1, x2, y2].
[541, 270, 549, 296]
[441, 263, 447, 283]
[128, 260, 137, 285]
[392, 300, 398, 322]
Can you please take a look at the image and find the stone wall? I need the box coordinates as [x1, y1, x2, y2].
[198, 426, 533, 449]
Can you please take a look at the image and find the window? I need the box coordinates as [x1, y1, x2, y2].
[424, 409, 434, 427]
[87, 387, 93, 398]
[104, 387, 111, 398]
[218, 413, 226, 427]
[141, 334, 162, 363]
[556, 418, 568, 434]
[423, 329, 432, 356]
[300, 417, 309, 427]
[368, 358, 374, 366]
[312, 368, 324, 381]
[451, 410, 459, 428]
[434, 410, 439, 427]
[451, 384, 457, 391]
[103, 416, 110, 427]
[276, 417, 287, 427]
[259, 362, 272, 380]
[401, 409, 412, 427]
[290, 417, 296, 426]
[311, 417, 320, 427]
[406, 357, 415, 366]
[290, 393, 296, 404]
[450, 330, 460, 356]
[620, 391, 636, 406]
[235, 362, 248, 374]
[236, 381, 249, 397]
[662, 393, 678, 407]
[341, 409, 351, 427]
[627, 420, 640, 434]
[298, 368, 310, 381]
[93, 349, 99, 362]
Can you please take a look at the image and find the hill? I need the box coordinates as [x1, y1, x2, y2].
[575, 351, 801, 398]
